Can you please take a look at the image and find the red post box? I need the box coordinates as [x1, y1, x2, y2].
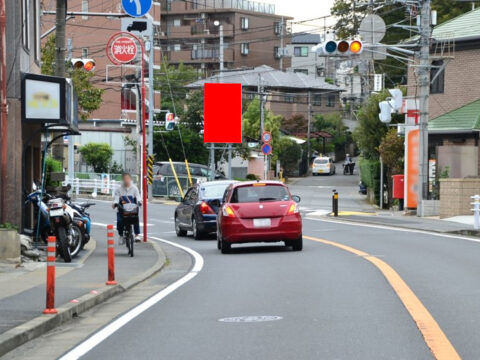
[392, 175, 405, 199]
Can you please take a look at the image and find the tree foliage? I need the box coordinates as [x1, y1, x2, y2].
[314, 112, 351, 153]
[182, 90, 204, 132]
[378, 128, 404, 176]
[155, 62, 198, 117]
[153, 127, 209, 164]
[41, 35, 104, 120]
[79, 143, 114, 173]
[277, 137, 302, 175]
[281, 114, 308, 135]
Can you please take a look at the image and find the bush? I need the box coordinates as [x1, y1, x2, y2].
[246, 173, 259, 181]
[359, 158, 380, 203]
[79, 143, 114, 173]
[45, 156, 63, 187]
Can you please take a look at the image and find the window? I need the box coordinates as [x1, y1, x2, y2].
[274, 46, 282, 59]
[240, 43, 249, 55]
[313, 94, 322, 106]
[274, 22, 281, 35]
[316, 67, 325, 77]
[241, 17, 249, 30]
[294, 46, 308, 57]
[173, 19, 181, 27]
[230, 184, 290, 203]
[430, 60, 445, 94]
[294, 69, 308, 75]
[327, 95, 335, 107]
[284, 95, 295, 103]
[82, 48, 89, 58]
[22, 0, 30, 50]
[174, 44, 181, 51]
[82, 0, 88, 19]
[33, 0, 40, 63]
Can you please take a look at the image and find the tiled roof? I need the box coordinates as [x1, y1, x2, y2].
[429, 99, 480, 132]
[186, 65, 342, 91]
[292, 33, 321, 44]
[432, 8, 480, 41]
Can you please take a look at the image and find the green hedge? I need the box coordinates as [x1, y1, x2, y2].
[358, 158, 380, 203]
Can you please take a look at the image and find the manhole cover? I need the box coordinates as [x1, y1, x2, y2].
[218, 316, 283, 323]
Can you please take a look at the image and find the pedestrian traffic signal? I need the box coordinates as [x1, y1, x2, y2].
[71, 58, 96, 72]
[379, 101, 392, 123]
[313, 40, 363, 56]
[165, 112, 175, 131]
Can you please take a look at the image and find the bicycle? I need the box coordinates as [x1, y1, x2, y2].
[118, 203, 139, 257]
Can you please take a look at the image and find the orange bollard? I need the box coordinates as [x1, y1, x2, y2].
[43, 236, 58, 314]
[106, 224, 117, 285]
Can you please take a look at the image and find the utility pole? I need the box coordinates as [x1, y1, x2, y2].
[52, 0, 66, 162]
[417, 0, 432, 216]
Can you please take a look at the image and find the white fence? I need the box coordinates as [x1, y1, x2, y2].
[65, 176, 120, 197]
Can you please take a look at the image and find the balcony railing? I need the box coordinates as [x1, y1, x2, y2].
[163, 0, 275, 14]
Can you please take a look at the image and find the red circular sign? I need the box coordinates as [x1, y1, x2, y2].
[110, 36, 137, 64]
[261, 131, 272, 143]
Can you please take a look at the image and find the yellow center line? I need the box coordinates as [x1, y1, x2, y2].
[304, 235, 461, 360]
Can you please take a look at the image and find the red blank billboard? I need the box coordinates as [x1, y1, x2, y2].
[204, 83, 242, 143]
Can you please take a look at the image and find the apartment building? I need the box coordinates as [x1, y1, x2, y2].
[286, 33, 326, 78]
[160, 0, 291, 74]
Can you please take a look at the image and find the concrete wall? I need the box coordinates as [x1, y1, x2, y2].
[437, 145, 478, 178]
[440, 178, 480, 218]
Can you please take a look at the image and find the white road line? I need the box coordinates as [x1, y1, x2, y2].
[58, 237, 204, 360]
[305, 216, 480, 243]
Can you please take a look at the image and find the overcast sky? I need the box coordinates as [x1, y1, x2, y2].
[275, 0, 336, 32]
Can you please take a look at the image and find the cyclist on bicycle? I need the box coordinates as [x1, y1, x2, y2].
[112, 173, 142, 244]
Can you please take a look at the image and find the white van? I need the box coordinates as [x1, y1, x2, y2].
[312, 157, 336, 176]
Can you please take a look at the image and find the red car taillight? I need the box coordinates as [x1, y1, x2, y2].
[222, 205, 235, 218]
[200, 201, 215, 215]
[287, 202, 299, 215]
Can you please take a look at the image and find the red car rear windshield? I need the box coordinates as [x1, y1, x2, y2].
[230, 184, 290, 203]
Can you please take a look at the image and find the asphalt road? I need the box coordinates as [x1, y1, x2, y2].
[6, 174, 480, 359]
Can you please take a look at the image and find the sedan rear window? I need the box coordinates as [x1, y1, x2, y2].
[200, 183, 231, 199]
[231, 185, 290, 203]
[314, 158, 329, 164]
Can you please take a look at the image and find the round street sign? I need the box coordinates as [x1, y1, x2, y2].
[261, 143, 272, 156]
[110, 36, 137, 64]
[261, 131, 272, 143]
[122, 0, 152, 17]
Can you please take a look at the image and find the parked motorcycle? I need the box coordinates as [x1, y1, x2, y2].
[343, 161, 355, 175]
[26, 184, 82, 262]
[69, 200, 95, 250]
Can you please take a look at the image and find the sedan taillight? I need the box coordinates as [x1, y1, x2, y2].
[222, 205, 235, 218]
[287, 203, 299, 215]
[200, 201, 215, 215]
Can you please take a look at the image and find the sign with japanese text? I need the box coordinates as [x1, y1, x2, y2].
[110, 36, 137, 64]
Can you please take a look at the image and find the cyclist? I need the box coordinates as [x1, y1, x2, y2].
[112, 173, 142, 244]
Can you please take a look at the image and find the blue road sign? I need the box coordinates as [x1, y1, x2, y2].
[122, 0, 152, 17]
[261, 143, 272, 156]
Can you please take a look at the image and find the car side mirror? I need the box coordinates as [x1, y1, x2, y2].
[292, 195, 301, 203]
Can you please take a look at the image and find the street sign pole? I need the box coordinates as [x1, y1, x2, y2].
[148, 29, 154, 201]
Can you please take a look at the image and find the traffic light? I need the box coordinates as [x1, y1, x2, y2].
[71, 58, 96, 72]
[313, 40, 363, 56]
[165, 112, 175, 131]
[388, 88, 403, 112]
[379, 101, 392, 123]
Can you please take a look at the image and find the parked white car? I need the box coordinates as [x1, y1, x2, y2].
[312, 157, 336, 176]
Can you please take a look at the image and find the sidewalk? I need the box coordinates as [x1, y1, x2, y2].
[310, 210, 477, 234]
[0, 226, 166, 357]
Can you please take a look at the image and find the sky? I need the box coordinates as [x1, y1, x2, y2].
[274, 0, 336, 32]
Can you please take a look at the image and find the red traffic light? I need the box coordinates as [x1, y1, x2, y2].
[71, 58, 96, 72]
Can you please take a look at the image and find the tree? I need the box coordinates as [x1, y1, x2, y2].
[79, 143, 114, 173]
[353, 90, 389, 159]
[182, 90, 204, 132]
[41, 35, 104, 121]
[314, 112, 351, 153]
[153, 127, 209, 164]
[281, 114, 308, 135]
[155, 62, 198, 117]
[277, 137, 302, 175]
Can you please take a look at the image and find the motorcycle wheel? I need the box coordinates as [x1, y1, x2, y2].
[57, 227, 72, 263]
[70, 224, 83, 258]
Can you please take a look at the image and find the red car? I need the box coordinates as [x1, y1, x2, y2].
[217, 181, 302, 254]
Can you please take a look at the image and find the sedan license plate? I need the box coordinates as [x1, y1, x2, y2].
[50, 209, 64, 217]
[253, 218, 271, 228]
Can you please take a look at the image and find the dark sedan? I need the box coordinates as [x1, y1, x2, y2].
[174, 180, 237, 240]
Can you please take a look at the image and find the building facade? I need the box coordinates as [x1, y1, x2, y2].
[0, 0, 42, 227]
[160, 0, 291, 75]
[286, 33, 326, 78]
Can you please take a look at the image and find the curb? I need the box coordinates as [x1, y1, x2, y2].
[0, 239, 167, 357]
[310, 214, 478, 236]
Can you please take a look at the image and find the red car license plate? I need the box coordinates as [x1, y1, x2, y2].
[253, 218, 271, 228]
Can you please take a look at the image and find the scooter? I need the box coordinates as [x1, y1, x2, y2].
[343, 161, 355, 175]
[69, 200, 95, 249]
